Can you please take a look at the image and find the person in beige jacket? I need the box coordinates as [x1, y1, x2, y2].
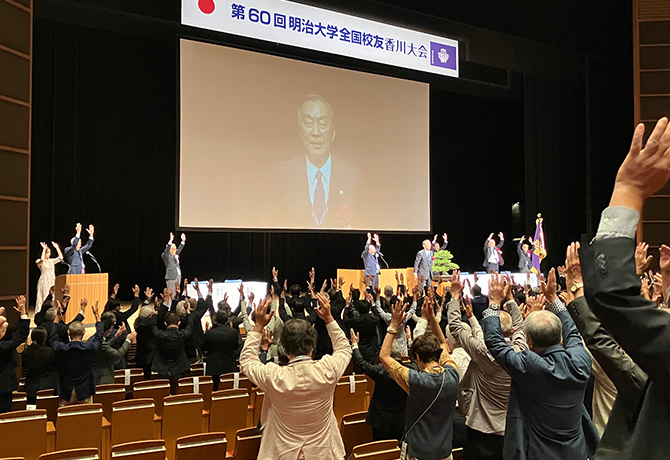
[240, 291, 352, 460]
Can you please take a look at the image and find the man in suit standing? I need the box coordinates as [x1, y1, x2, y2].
[578, 117, 670, 459]
[51, 299, 104, 406]
[483, 232, 505, 273]
[151, 288, 194, 394]
[517, 236, 535, 273]
[64, 223, 94, 274]
[270, 94, 361, 229]
[482, 271, 596, 460]
[203, 310, 242, 391]
[0, 296, 29, 414]
[240, 293, 351, 460]
[162, 232, 185, 292]
[361, 233, 381, 287]
[414, 239, 434, 289]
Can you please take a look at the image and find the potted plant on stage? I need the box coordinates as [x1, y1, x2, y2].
[432, 249, 460, 276]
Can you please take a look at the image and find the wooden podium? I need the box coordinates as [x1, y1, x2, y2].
[54, 273, 109, 323]
[337, 268, 418, 297]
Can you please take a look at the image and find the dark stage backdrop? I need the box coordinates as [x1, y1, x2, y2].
[30, 19, 536, 301]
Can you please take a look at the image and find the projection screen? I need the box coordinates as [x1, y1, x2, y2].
[179, 38, 430, 231]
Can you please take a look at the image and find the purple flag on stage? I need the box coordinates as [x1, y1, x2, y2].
[531, 215, 546, 274]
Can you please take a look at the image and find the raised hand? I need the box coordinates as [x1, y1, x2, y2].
[144, 287, 153, 301]
[321, 279, 328, 293]
[127, 331, 138, 343]
[309, 267, 315, 286]
[390, 300, 408, 330]
[373, 284, 381, 298]
[162, 288, 172, 304]
[208, 278, 214, 294]
[464, 296, 474, 318]
[473, 272, 479, 285]
[76, 223, 82, 235]
[314, 292, 333, 322]
[168, 232, 174, 244]
[14, 295, 26, 315]
[40, 242, 47, 249]
[92, 300, 100, 321]
[238, 283, 245, 300]
[367, 232, 372, 243]
[565, 242, 583, 294]
[253, 297, 273, 329]
[223, 292, 229, 304]
[260, 328, 274, 351]
[612, 118, 670, 211]
[87, 224, 95, 237]
[559, 291, 573, 307]
[421, 295, 436, 323]
[660, 245, 670, 273]
[181, 233, 186, 243]
[284, 279, 288, 293]
[272, 266, 278, 281]
[498, 232, 504, 239]
[373, 233, 380, 244]
[443, 233, 448, 242]
[193, 278, 200, 293]
[488, 233, 494, 240]
[540, 268, 559, 303]
[349, 329, 360, 346]
[399, 273, 404, 284]
[395, 271, 399, 284]
[449, 270, 462, 299]
[80, 298, 88, 310]
[132, 284, 140, 297]
[248, 292, 255, 305]
[635, 242, 653, 275]
[488, 273, 507, 306]
[115, 324, 127, 338]
[112, 283, 120, 297]
[641, 276, 651, 300]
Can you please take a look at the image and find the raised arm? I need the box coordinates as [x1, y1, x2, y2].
[51, 241, 63, 261]
[176, 233, 186, 255]
[315, 292, 352, 377]
[80, 225, 95, 253]
[240, 298, 274, 390]
[380, 300, 410, 393]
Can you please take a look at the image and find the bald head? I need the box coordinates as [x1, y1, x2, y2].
[500, 311, 513, 337]
[525, 310, 562, 352]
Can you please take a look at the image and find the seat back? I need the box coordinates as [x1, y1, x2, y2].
[187, 363, 204, 378]
[177, 376, 213, 412]
[111, 440, 165, 460]
[232, 427, 261, 460]
[0, 409, 48, 460]
[55, 404, 103, 452]
[39, 448, 99, 460]
[218, 372, 252, 391]
[162, 394, 204, 459]
[452, 447, 464, 460]
[110, 399, 156, 448]
[340, 411, 373, 458]
[132, 380, 170, 417]
[251, 389, 264, 427]
[114, 369, 144, 391]
[11, 391, 27, 411]
[174, 432, 227, 460]
[36, 390, 59, 423]
[208, 389, 250, 453]
[93, 384, 126, 421]
[352, 440, 400, 459]
[333, 375, 368, 426]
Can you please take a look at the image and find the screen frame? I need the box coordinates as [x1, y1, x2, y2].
[175, 35, 432, 234]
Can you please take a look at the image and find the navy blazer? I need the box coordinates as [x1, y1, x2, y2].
[483, 309, 596, 460]
[517, 240, 534, 271]
[0, 318, 30, 394]
[50, 321, 104, 401]
[64, 236, 94, 274]
[361, 244, 381, 276]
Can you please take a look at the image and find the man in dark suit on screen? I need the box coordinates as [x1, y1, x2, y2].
[271, 94, 361, 229]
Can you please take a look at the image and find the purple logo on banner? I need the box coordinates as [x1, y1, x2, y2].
[430, 42, 456, 70]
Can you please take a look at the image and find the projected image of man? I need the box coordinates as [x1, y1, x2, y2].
[271, 95, 361, 229]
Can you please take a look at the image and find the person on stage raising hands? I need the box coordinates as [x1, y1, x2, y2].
[64, 223, 94, 274]
[162, 232, 186, 292]
[362, 233, 381, 287]
[432, 232, 449, 252]
[35, 241, 64, 312]
[483, 232, 505, 274]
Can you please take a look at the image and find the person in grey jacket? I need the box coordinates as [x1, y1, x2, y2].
[95, 312, 136, 385]
[162, 232, 185, 292]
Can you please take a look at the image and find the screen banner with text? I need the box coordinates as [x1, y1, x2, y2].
[179, 38, 430, 231]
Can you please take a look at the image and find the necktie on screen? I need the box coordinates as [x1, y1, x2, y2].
[313, 170, 326, 226]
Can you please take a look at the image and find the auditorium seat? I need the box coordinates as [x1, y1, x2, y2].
[208, 389, 250, 453]
[114, 369, 143, 391]
[111, 440, 165, 460]
[340, 411, 373, 458]
[333, 375, 368, 426]
[251, 388, 264, 427]
[0, 409, 48, 460]
[452, 447, 464, 460]
[93, 384, 126, 422]
[177, 376, 213, 412]
[352, 440, 400, 460]
[161, 394, 204, 459]
[174, 432, 227, 460]
[218, 373, 252, 391]
[188, 363, 204, 378]
[55, 404, 103, 452]
[230, 427, 261, 460]
[36, 390, 59, 423]
[132, 380, 170, 417]
[11, 391, 27, 411]
[39, 448, 99, 460]
[110, 399, 156, 448]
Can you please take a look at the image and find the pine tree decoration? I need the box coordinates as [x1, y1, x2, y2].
[432, 249, 460, 274]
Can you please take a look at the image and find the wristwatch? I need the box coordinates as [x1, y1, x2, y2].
[570, 283, 584, 293]
[387, 326, 398, 335]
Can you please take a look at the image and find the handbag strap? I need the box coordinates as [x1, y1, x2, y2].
[405, 370, 446, 438]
